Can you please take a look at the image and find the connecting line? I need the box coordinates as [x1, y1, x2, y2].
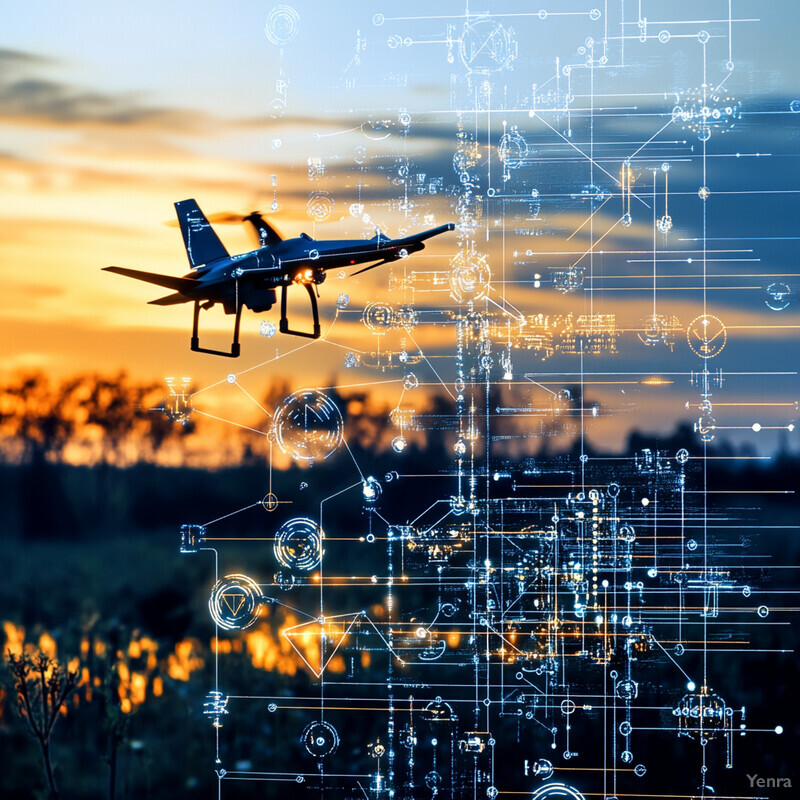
[530, 111, 619, 185]
[193, 408, 269, 437]
[410, 499, 449, 527]
[202, 502, 262, 528]
[198, 546, 220, 701]
[404, 330, 456, 400]
[711, 69, 732, 96]
[566, 194, 613, 241]
[485, 287, 526, 323]
[482, 620, 527, 658]
[320, 337, 367, 354]
[359, 614, 402, 660]
[515, 672, 548, 698]
[571, 216, 623, 269]
[234, 333, 319, 380]
[320, 481, 364, 535]
[317, 378, 404, 392]
[502, 583, 537, 617]
[190, 378, 230, 399]
[649, 633, 695, 684]
[341, 434, 365, 480]
[421, 508, 454, 536]
[523, 376, 557, 395]
[263, 596, 318, 621]
[424, 607, 442, 634]
[627, 117, 675, 161]
[233, 380, 272, 418]
[371, 509, 394, 528]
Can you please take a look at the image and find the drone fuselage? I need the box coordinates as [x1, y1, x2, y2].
[186, 232, 427, 315]
[103, 198, 454, 356]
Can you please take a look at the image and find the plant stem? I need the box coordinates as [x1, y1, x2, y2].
[39, 739, 58, 800]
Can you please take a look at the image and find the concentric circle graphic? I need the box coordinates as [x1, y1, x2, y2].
[274, 517, 323, 571]
[273, 389, 343, 463]
[209, 574, 262, 631]
[301, 720, 339, 758]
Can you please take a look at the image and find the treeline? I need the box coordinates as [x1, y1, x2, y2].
[2, 371, 796, 538]
[0, 372, 191, 466]
[0, 371, 407, 469]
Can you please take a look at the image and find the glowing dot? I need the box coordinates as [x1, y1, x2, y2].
[227, 374, 236, 384]
[775, 725, 784, 735]
[601, 580, 609, 588]
[752, 423, 762, 432]
[687, 681, 696, 691]
[641, 497, 650, 506]
[595, 614, 604, 625]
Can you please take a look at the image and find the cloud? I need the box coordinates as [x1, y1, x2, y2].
[0, 48, 216, 133]
[0, 75, 213, 130]
[0, 48, 51, 67]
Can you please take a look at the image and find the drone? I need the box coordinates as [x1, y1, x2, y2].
[104, 199, 455, 357]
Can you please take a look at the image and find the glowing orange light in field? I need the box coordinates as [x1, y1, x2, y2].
[3, 621, 24, 657]
[167, 639, 204, 682]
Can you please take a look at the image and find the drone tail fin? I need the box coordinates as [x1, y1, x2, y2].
[174, 199, 230, 268]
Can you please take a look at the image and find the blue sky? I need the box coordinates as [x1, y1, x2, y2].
[1, 1, 799, 452]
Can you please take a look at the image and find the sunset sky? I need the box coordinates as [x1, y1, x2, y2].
[2, 1, 799, 452]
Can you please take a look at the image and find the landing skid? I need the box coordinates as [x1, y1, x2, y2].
[280, 283, 321, 339]
[191, 300, 242, 358]
[189, 283, 321, 357]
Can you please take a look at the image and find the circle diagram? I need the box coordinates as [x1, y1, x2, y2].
[265, 5, 300, 45]
[306, 191, 335, 222]
[498, 127, 528, 168]
[274, 517, 323, 571]
[449, 251, 492, 303]
[531, 784, 587, 800]
[273, 389, 344, 463]
[687, 315, 726, 358]
[209, 574, 262, 631]
[459, 18, 517, 74]
[363, 302, 396, 333]
[302, 720, 339, 758]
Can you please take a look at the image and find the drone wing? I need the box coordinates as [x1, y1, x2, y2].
[148, 292, 191, 305]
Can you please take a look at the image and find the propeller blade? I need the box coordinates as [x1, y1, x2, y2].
[205, 211, 253, 224]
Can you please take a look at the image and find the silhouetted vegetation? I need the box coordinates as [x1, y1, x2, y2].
[1, 372, 798, 798]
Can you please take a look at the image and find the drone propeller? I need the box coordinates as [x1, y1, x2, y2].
[165, 210, 283, 248]
[205, 211, 254, 224]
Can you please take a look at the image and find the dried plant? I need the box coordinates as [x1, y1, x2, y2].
[6, 651, 79, 800]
